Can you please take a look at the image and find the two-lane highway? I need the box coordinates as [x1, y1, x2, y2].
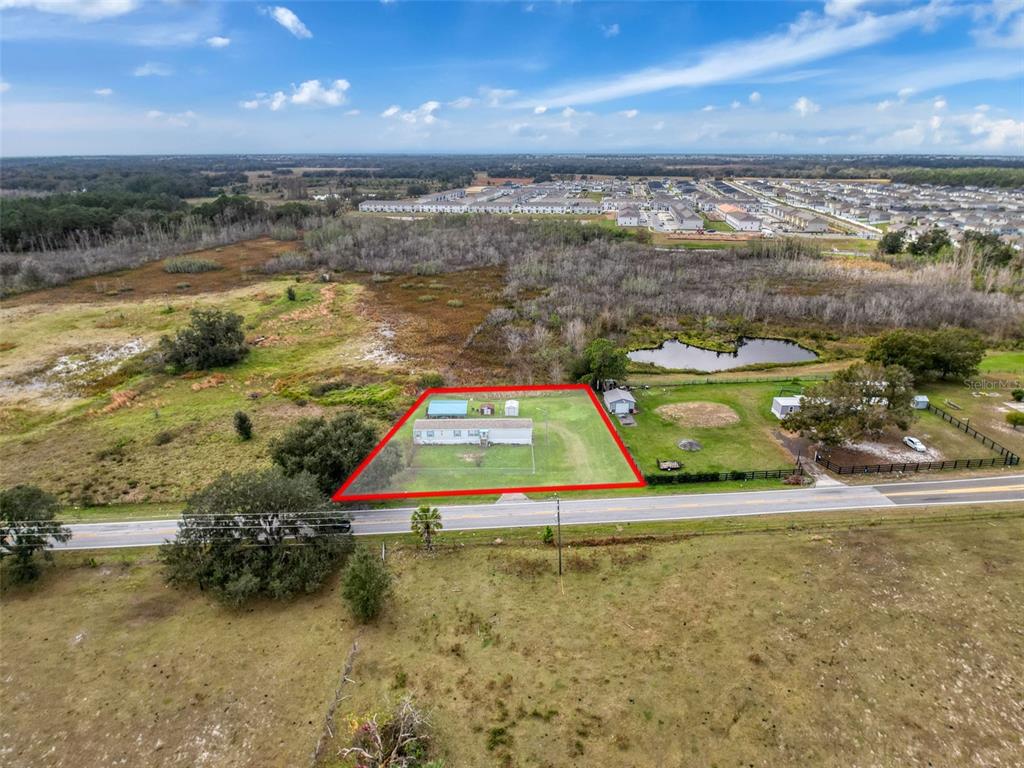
[57, 474, 1024, 550]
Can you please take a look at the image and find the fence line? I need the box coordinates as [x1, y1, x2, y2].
[926, 403, 1020, 461]
[632, 374, 832, 388]
[644, 466, 802, 485]
[814, 454, 1016, 476]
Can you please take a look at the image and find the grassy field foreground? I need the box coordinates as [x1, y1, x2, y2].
[2, 510, 1022, 767]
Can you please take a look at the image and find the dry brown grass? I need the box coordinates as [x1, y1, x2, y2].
[655, 400, 740, 427]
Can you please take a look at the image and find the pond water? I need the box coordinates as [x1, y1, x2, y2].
[628, 337, 818, 372]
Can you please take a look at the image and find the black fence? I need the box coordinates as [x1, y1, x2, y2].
[927, 403, 1020, 461]
[814, 454, 1016, 476]
[644, 466, 802, 485]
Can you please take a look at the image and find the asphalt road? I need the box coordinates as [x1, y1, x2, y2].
[56, 474, 1024, 550]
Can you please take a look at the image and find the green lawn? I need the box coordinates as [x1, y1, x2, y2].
[344, 390, 639, 496]
[701, 215, 734, 232]
[619, 381, 798, 474]
[979, 349, 1024, 375]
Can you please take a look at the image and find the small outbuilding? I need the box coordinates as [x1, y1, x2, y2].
[504, 399, 520, 417]
[426, 399, 468, 418]
[480, 403, 496, 415]
[771, 395, 804, 419]
[603, 388, 637, 415]
[912, 395, 930, 410]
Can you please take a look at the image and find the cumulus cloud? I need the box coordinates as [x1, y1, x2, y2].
[897, 86, 914, 101]
[291, 78, 349, 106]
[133, 62, 172, 77]
[0, 0, 139, 20]
[730, 100, 741, 109]
[265, 6, 312, 39]
[480, 87, 517, 107]
[94, 87, 113, 96]
[533, 105, 547, 114]
[383, 100, 442, 124]
[617, 109, 638, 118]
[561, 106, 576, 117]
[242, 78, 350, 110]
[602, 22, 620, 38]
[749, 91, 762, 103]
[933, 96, 947, 110]
[792, 96, 820, 116]
[206, 35, 230, 48]
[701, 105, 714, 112]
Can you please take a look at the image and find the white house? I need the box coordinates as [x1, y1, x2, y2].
[504, 400, 519, 417]
[603, 388, 637, 415]
[771, 395, 804, 419]
[617, 207, 640, 227]
[412, 418, 533, 446]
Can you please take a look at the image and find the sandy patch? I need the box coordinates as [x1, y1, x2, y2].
[656, 401, 740, 428]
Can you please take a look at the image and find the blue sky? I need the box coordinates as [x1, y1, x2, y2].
[0, 0, 1021, 156]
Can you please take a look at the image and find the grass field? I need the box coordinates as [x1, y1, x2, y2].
[3, 507, 1022, 767]
[345, 390, 639, 496]
[619, 381, 798, 474]
[978, 349, 1024, 375]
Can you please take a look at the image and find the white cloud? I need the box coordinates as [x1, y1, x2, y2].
[344, 108, 360, 116]
[602, 22, 620, 38]
[701, 105, 714, 112]
[0, 0, 139, 20]
[0, 81, 10, 93]
[792, 96, 820, 116]
[876, 99, 894, 111]
[897, 86, 914, 102]
[449, 96, 476, 109]
[972, 0, 1024, 48]
[134, 61, 172, 77]
[242, 79, 351, 110]
[618, 108, 638, 118]
[380, 104, 401, 118]
[145, 108, 196, 127]
[933, 96, 947, 110]
[480, 87, 517, 107]
[290, 78, 350, 106]
[749, 91, 762, 103]
[94, 87, 113, 96]
[514, 2, 958, 107]
[266, 6, 312, 39]
[206, 35, 230, 48]
[561, 106, 576, 117]
[929, 114, 943, 131]
[730, 100, 741, 109]
[533, 105, 547, 114]
[398, 100, 441, 124]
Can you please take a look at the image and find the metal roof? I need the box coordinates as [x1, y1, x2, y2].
[414, 418, 533, 430]
[425, 399, 469, 417]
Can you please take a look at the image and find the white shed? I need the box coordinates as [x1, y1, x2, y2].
[912, 395, 930, 410]
[504, 399, 520, 417]
[603, 388, 637, 415]
[771, 395, 804, 419]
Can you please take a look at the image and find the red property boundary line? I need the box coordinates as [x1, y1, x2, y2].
[331, 383, 646, 502]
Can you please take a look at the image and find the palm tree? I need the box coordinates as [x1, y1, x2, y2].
[410, 505, 442, 550]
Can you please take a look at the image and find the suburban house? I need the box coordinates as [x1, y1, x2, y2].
[412, 418, 533, 446]
[603, 388, 637, 415]
[426, 399, 468, 418]
[771, 395, 804, 419]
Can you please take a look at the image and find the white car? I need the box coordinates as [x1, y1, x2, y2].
[903, 436, 927, 452]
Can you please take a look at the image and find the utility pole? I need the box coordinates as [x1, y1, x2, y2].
[555, 493, 563, 582]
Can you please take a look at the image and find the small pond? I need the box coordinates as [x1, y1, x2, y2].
[628, 337, 818, 372]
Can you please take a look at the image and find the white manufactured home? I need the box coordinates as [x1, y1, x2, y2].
[413, 418, 533, 446]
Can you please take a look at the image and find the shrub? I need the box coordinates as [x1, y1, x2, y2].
[153, 430, 175, 446]
[234, 411, 253, 440]
[446, 299, 464, 308]
[416, 372, 445, 390]
[160, 469, 352, 606]
[286, 286, 297, 301]
[417, 294, 437, 302]
[371, 272, 392, 283]
[163, 257, 221, 274]
[1012, 389, 1024, 402]
[159, 308, 248, 371]
[0, 485, 71, 583]
[270, 412, 381, 496]
[270, 224, 299, 241]
[541, 525, 554, 545]
[1007, 412, 1024, 430]
[341, 698, 431, 765]
[262, 251, 309, 273]
[342, 546, 391, 622]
